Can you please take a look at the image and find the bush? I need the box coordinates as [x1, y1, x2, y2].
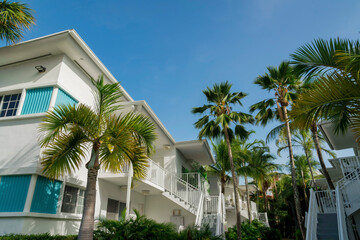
[225, 220, 281, 240]
[0, 233, 77, 240]
[94, 210, 178, 240]
[177, 224, 223, 240]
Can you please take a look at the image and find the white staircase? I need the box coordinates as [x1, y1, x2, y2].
[305, 156, 360, 239]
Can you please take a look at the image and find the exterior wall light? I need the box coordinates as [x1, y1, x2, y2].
[35, 65, 46, 73]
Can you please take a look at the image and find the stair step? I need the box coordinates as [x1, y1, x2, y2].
[316, 213, 339, 240]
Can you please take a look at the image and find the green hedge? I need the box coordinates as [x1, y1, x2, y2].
[0, 233, 77, 240]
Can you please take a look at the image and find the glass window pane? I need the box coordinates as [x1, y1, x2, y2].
[6, 110, 13, 116]
[9, 102, 15, 108]
[4, 95, 10, 101]
[10, 95, 17, 101]
[61, 186, 78, 213]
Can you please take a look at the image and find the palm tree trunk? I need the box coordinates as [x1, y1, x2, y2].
[244, 174, 252, 222]
[311, 123, 335, 190]
[78, 167, 98, 240]
[300, 170, 309, 209]
[224, 126, 242, 240]
[78, 148, 100, 240]
[304, 149, 317, 188]
[221, 176, 226, 195]
[283, 106, 306, 239]
[262, 189, 267, 212]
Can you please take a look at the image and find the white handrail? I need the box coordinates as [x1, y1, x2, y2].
[315, 190, 336, 213]
[336, 186, 349, 240]
[195, 193, 204, 226]
[306, 189, 318, 240]
[216, 192, 222, 235]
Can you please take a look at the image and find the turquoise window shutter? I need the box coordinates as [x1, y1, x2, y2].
[21, 87, 53, 115]
[0, 175, 31, 212]
[30, 176, 62, 214]
[55, 89, 78, 107]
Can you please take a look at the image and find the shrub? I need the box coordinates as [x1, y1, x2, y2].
[94, 210, 178, 240]
[0, 233, 76, 240]
[225, 220, 281, 240]
[177, 224, 223, 240]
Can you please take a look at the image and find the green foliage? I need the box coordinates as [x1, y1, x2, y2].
[178, 225, 223, 240]
[0, 234, 76, 240]
[0, 0, 35, 44]
[94, 210, 178, 240]
[225, 220, 281, 240]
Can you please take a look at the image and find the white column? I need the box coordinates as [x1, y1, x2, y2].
[16, 88, 27, 116]
[23, 175, 38, 212]
[126, 163, 133, 218]
[48, 87, 59, 111]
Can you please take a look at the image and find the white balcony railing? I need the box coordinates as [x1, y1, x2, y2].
[334, 156, 360, 177]
[306, 189, 318, 240]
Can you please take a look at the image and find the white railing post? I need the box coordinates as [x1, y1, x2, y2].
[336, 186, 349, 240]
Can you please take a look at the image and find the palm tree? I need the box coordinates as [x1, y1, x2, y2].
[0, 0, 35, 44]
[39, 76, 156, 240]
[192, 81, 253, 240]
[206, 139, 231, 195]
[290, 38, 360, 189]
[246, 147, 277, 212]
[293, 155, 319, 208]
[233, 138, 267, 222]
[250, 61, 306, 238]
[276, 129, 335, 188]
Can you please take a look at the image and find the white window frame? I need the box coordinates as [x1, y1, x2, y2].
[0, 91, 23, 118]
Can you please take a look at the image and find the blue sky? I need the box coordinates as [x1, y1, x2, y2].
[16, 0, 360, 166]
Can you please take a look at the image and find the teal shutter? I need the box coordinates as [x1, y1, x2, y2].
[0, 175, 31, 212]
[30, 176, 62, 214]
[21, 87, 53, 115]
[55, 89, 77, 107]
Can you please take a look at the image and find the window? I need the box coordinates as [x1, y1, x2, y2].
[0, 93, 21, 117]
[61, 185, 84, 214]
[106, 198, 126, 220]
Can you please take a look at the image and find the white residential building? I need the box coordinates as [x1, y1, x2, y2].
[0, 30, 230, 236]
[306, 122, 360, 239]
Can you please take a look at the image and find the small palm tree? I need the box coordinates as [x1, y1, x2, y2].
[192, 81, 253, 240]
[293, 155, 318, 208]
[246, 147, 277, 212]
[276, 129, 335, 188]
[233, 137, 265, 222]
[0, 0, 35, 44]
[250, 61, 306, 238]
[206, 139, 231, 194]
[39, 76, 156, 240]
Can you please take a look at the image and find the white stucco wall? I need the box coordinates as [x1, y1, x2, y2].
[144, 195, 195, 227]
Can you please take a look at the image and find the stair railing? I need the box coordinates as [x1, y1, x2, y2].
[195, 193, 204, 226]
[337, 156, 360, 177]
[336, 185, 349, 240]
[306, 189, 319, 240]
[315, 190, 336, 213]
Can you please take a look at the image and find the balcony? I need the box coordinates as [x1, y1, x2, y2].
[329, 156, 360, 177]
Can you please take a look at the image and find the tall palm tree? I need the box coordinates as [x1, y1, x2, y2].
[250, 61, 306, 238]
[276, 129, 335, 188]
[0, 0, 35, 44]
[291, 38, 360, 189]
[39, 76, 156, 240]
[206, 139, 231, 195]
[192, 81, 253, 240]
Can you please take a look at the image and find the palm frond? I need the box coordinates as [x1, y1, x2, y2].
[0, 0, 35, 44]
